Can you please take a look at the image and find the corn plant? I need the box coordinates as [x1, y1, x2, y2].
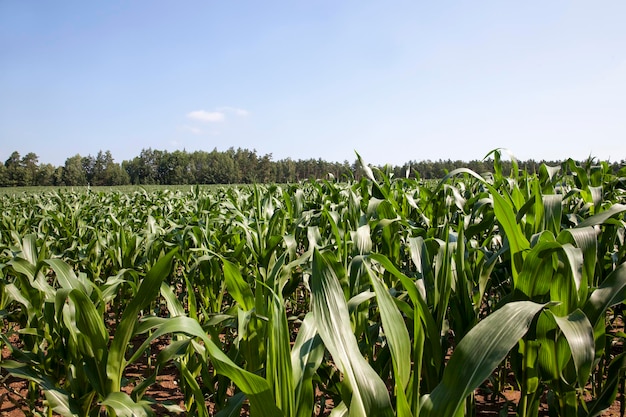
[1, 152, 625, 417]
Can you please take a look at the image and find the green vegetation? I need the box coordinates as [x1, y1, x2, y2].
[1, 150, 625, 416]
[4, 147, 625, 187]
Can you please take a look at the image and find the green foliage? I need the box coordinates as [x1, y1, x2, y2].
[1, 151, 625, 416]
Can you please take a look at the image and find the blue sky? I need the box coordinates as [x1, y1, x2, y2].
[1, 1, 625, 167]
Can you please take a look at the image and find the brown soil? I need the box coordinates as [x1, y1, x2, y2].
[2, 317, 625, 416]
[2, 374, 624, 416]
[3, 354, 624, 417]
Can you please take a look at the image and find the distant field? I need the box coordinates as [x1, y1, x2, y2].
[0, 179, 442, 195]
[0, 183, 240, 195]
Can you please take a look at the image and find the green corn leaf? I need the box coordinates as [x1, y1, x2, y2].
[368, 252, 442, 392]
[588, 185, 603, 212]
[352, 224, 372, 256]
[178, 357, 210, 417]
[536, 311, 559, 382]
[67, 289, 108, 362]
[356, 151, 376, 182]
[541, 163, 561, 183]
[159, 281, 186, 317]
[154, 338, 191, 366]
[433, 168, 485, 195]
[364, 258, 412, 417]
[583, 262, 626, 327]
[576, 203, 626, 228]
[101, 392, 152, 417]
[205, 339, 285, 417]
[547, 309, 595, 386]
[291, 313, 325, 417]
[542, 194, 563, 234]
[558, 226, 597, 294]
[46, 258, 87, 293]
[583, 352, 626, 417]
[0, 360, 80, 417]
[515, 239, 560, 298]
[5, 283, 32, 311]
[420, 301, 546, 417]
[311, 248, 395, 417]
[106, 248, 178, 392]
[363, 259, 411, 388]
[266, 285, 295, 416]
[330, 402, 350, 417]
[221, 257, 255, 311]
[215, 392, 247, 417]
[100, 269, 134, 305]
[43, 388, 81, 417]
[19, 233, 39, 266]
[347, 290, 375, 313]
[485, 183, 530, 280]
[128, 315, 284, 417]
[9, 257, 38, 283]
[559, 243, 584, 299]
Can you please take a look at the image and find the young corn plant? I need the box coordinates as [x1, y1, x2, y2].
[1, 154, 625, 417]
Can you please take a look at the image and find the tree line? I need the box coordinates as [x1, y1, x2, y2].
[0, 147, 623, 187]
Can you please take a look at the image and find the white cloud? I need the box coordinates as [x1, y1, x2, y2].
[187, 110, 225, 122]
[218, 106, 250, 116]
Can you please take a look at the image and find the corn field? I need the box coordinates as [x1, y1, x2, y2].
[1, 150, 626, 417]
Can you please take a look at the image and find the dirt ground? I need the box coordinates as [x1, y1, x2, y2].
[2, 321, 624, 417]
[1, 368, 624, 416]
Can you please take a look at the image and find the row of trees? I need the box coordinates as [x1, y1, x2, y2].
[120, 148, 353, 185]
[1, 147, 624, 187]
[0, 148, 355, 187]
[0, 151, 129, 187]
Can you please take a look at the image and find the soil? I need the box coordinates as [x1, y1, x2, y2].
[2, 374, 624, 417]
[2, 317, 625, 417]
[2, 353, 624, 416]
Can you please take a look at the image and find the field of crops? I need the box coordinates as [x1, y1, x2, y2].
[1, 152, 626, 417]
